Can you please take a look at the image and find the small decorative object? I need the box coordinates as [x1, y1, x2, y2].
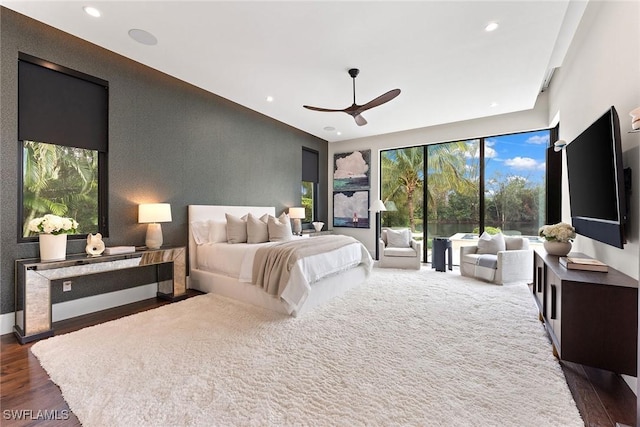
[539, 222, 576, 256]
[28, 214, 79, 262]
[312, 221, 324, 232]
[86, 233, 105, 256]
[630, 107, 640, 130]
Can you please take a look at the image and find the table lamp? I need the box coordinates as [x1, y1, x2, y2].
[288, 207, 306, 236]
[138, 203, 172, 249]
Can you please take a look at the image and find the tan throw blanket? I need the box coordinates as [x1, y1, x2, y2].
[252, 235, 358, 296]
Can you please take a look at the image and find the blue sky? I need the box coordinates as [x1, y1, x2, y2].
[484, 130, 549, 184]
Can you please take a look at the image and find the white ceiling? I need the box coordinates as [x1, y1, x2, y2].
[2, 1, 587, 143]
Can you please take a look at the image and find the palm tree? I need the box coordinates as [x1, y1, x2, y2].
[382, 147, 423, 232]
[426, 141, 476, 222]
[382, 142, 478, 233]
[22, 141, 98, 237]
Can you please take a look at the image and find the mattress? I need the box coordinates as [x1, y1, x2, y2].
[196, 238, 368, 285]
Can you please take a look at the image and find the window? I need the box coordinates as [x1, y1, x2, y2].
[381, 129, 551, 264]
[302, 148, 319, 223]
[21, 141, 100, 238]
[18, 53, 108, 241]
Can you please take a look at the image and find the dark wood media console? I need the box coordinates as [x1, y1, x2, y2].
[532, 249, 638, 376]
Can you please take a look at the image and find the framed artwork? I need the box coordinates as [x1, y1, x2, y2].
[333, 150, 371, 191]
[333, 190, 370, 228]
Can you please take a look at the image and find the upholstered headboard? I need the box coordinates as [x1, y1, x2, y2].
[187, 205, 276, 273]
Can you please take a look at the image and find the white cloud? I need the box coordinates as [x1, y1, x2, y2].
[333, 191, 369, 218]
[467, 145, 497, 159]
[527, 134, 550, 145]
[334, 151, 369, 179]
[504, 156, 544, 170]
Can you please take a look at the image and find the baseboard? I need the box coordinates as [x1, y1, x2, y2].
[621, 374, 637, 396]
[1, 284, 157, 336]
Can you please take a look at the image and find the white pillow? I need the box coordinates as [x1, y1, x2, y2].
[190, 221, 211, 245]
[386, 229, 411, 248]
[247, 213, 269, 243]
[268, 213, 293, 241]
[225, 213, 248, 244]
[208, 219, 228, 243]
[477, 232, 506, 255]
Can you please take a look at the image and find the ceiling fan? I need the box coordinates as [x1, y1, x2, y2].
[303, 68, 401, 126]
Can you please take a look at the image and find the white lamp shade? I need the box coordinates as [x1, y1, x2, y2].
[138, 203, 172, 223]
[369, 199, 387, 212]
[288, 207, 306, 219]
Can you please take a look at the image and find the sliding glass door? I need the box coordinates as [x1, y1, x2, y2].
[426, 140, 479, 263]
[380, 147, 424, 260]
[483, 131, 547, 238]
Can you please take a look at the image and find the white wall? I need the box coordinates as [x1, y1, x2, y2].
[547, 0, 639, 280]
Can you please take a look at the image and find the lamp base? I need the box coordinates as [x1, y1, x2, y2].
[293, 218, 302, 236]
[145, 223, 163, 249]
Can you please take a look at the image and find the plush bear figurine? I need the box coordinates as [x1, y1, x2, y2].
[86, 233, 106, 256]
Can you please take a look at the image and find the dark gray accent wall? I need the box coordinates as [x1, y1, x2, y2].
[0, 8, 328, 314]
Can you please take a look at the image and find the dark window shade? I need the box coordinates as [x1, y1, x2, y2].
[302, 148, 319, 183]
[18, 58, 108, 152]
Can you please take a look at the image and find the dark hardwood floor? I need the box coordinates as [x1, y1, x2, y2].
[0, 290, 636, 426]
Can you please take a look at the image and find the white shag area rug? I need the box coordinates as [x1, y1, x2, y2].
[31, 268, 582, 427]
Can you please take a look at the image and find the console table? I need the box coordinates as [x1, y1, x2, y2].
[532, 249, 638, 375]
[14, 246, 186, 344]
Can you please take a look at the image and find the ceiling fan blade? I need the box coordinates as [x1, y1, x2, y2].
[358, 89, 401, 112]
[354, 114, 367, 126]
[303, 105, 346, 113]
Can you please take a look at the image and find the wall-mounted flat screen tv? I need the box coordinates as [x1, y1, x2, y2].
[565, 106, 628, 248]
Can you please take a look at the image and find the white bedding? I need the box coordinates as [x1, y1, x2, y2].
[188, 205, 373, 315]
[196, 238, 372, 313]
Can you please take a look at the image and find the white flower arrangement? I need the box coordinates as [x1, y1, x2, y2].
[28, 214, 79, 235]
[538, 222, 576, 243]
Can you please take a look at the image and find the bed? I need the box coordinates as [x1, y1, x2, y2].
[188, 205, 373, 316]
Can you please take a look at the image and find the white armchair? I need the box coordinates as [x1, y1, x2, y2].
[378, 228, 422, 270]
[459, 233, 533, 285]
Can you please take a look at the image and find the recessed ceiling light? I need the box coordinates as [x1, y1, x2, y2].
[323, 126, 335, 132]
[336, 131, 342, 136]
[485, 22, 499, 32]
[83, 6, 101, 18]
[128, 29, 158, 46]
[266, 96, 274, 102]
[490, 102, 499, 108]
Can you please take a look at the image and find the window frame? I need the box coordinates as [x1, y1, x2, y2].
[380, 127, 554, 262]
[302, 147, 319, 225]
[17, 53, 109, 243]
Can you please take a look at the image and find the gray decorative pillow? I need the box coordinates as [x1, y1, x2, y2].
[247, 213, 269, 243]
[386, 228, 411, 248]
[225, 213, 247, 244]
[476, 232, 506, 254]
[209, 219, 228, 243]
[268, 213, 293, 241]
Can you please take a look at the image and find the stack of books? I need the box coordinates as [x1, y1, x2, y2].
[559, 256, 608, 272]
[104, 246, 136, 255]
